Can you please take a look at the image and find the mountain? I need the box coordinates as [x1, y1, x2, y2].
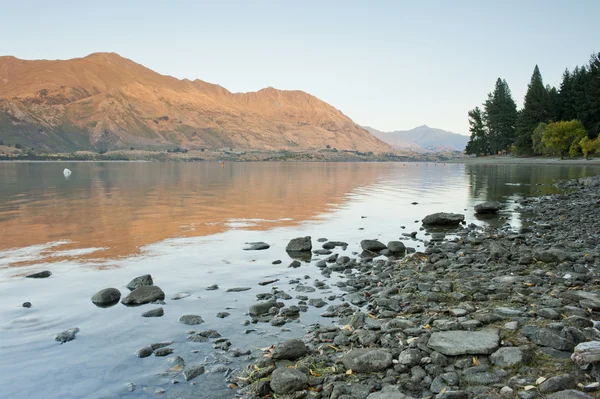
[364, 125, 469, 153]
[0, 53, 391, 153]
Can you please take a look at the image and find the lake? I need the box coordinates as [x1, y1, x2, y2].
[1, 161, 599, 399]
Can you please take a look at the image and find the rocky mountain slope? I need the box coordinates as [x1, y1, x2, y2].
[365, 125, 469, 153]
[0, 53, 391, 153]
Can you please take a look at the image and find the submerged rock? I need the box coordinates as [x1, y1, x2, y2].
[183, 365, 205, 381]
[121, 285, 165, 306]
[244, 242, 270, 251]
[26, 270, 52, 279]
[142, 307, 164, 317]
[91, 288, 121, 307]
[55, 328, 80, 343]
[179, 315, 204, 325]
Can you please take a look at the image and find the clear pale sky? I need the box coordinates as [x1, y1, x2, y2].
[2, 1, 599, 135]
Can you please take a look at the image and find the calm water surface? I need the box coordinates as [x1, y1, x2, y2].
[1, 162, 599, 399]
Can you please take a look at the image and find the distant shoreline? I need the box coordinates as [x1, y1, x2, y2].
[446, 155, 600, 165]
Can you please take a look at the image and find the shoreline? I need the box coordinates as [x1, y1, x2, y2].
[231, 175, 600, 398]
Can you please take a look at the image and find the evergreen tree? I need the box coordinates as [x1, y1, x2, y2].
[515, 65, 549, 154]
[557, 69, 576, 121]
[484, 78, 518, 153]
[546, 85, 559, 122]
[465, 107, 489, 156]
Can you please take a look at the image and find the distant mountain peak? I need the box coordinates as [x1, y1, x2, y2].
[363, 125, 468, 153]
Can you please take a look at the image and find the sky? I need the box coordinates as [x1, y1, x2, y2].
[2, 0, 599, 135]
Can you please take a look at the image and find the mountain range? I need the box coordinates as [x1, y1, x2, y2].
[364, 125, 469, 153]
[0, 53, 391, 153]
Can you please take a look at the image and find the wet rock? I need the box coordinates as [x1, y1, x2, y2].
[342, 348, 393, 372]
[121, 285, 165, 306]
[269, 367, 308, 394]
[490, 347, 533, 367]
[272, 339, 308, 360]
[361, 239, 387, 252]
[258, 279, 279, 286]
[244, 242, 270, 250]
[249, 300, 278, 317]
[422, 213, 465, 226]
[226, 287, 251, 292]
[308, 298, 327, 308]
[151, 342, 172, 350]
[387, 241, 406, 254]
[427, 329, 500, 355]
[91, 288, 121, 307]
[142, 307, 164, 317]
[475, 201, 502, 214]
[271, 260, 282, 265]
[206, 284, 219, 291]
[216, 312, 230, 318]
[136, 346, 153, 358]
[539, 375, 577, 394]
[285, 236, 312, 252]
[179, 315, 204, 325]
[288, 260, 301, 268]
[22, 302, 32, 308]
[545, 391, 594, 399]
[170, 292, 190, 300]
[183, 365, 205, 381]
[26, 270, 51, 278]
[126, 274, 153, 291]
[55, 328, 80, 343]
[154, 347, 174, 357]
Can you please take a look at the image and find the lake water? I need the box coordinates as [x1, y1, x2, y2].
[1, 161, 600, 399]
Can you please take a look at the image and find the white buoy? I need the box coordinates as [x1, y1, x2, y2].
[63, 168, 72, 177]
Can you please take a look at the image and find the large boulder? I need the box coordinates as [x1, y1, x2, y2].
[270, 367, 308, 394]
[474, 201, 502, 214]
[360, 239, 387, 252]
[342, 349, 393, 373]
[121, 285, 165, 306]
[91, 288, 121, 307]
[272, 339, 308, 360]
[422, 213, 465, 226]
[285, 236, 312, 252]
[427, 329, 500, 356]
[126, 274, 153, 291]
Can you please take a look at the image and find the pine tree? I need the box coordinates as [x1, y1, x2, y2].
[484, 78, 518, 153]
[557, 69, 576, 121]
[465, 107, 489, 155]
[515, 65, 549, 154]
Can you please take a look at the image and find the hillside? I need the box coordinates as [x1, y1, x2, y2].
[364, 125, 469, 153]
[0, 53, 391, 153]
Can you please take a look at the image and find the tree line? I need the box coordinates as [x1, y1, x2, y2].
[466, 52, 600, 158]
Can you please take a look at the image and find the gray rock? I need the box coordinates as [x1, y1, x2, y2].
[270, 367, 308, 394]
[170, 292, 190, 300]
[545, 391, 593, 399]
[361, 239, 387, 252]
[206, 284, 219, 291]
[121, 285, 165, 306]
[22, 302, 32, 308]
[525, 327, 576, 351]
[308, 298, 327, 308]
[342, 348, 393, 372]
[398, 349, 422, 366]
[55, 327, 80, 343]
[387, 241, 407, 254]
[226, 287, 251, 292]
[26, 270, 52, 278]
[183, 365, 205, 381]
[154, 347, 174, 357]
[91, 288, 121, 307]
[272, 339, 308, 360]
[475, 201, 502, 214]
[151, 342, 172, 350]
[216, 312, 230, 318]
[539, 375, 577, 394]
[367, 390, 413, 399]
[285, 236, 312, 252]
[422, 212, 465, 226]
[249, 300, 278, 317]
[244, 242, 270, 250]
[427, 329, 500, 355]
[126, 274, 153, 291]
[179, 315, 204, 325]
[142, 307, 164, 317]
[490, 347, 533, 367]
[136, 346, 153, 358]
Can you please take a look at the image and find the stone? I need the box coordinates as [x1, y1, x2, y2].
[226, 287, 251, 292]
[244, 242, 270, 250]
[142, 307, 164, 317]
[272, 339, 308, 360]
[216, 312, 230, 318]
[269, 367, 308, 394]
[55, 328, 80, 343]
[387, 241, 407, 254]
[121, 285, 165, 306]
[367, 390, 413, 399]
[545, 390, 593, 399]
[422, 213, 465, 226]
[126, 274, 153, 291]
[342, 348, 393, 373]
[91, 288, 121, 307]
[154, 347, 174, 357]
[490, 347, 533, 367]
[179, 315, 204, 325]
[26, 270, 52, 278]
[22, 302, 32, 308]
[475, 201, 502, 214]
[398, 349, 422, 366]
[525, 327, 576, 351]
[539, 375, 577, 394]
[427, 329, 500, 356]
[249, 300, 278, 317]
[285, 236, 312, 252]
[170, 292, 190, 300]
[361, 239, 387, 252]
[136, 346, 153, 358]
[183, 365, 205, 381]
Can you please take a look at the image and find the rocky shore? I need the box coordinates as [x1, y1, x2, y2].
[230, 175, 600, 398]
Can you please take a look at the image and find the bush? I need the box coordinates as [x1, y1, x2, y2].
[542, 120, 587, 159]
[130, 147, 135, 151]
[15, 143, 23, 149]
